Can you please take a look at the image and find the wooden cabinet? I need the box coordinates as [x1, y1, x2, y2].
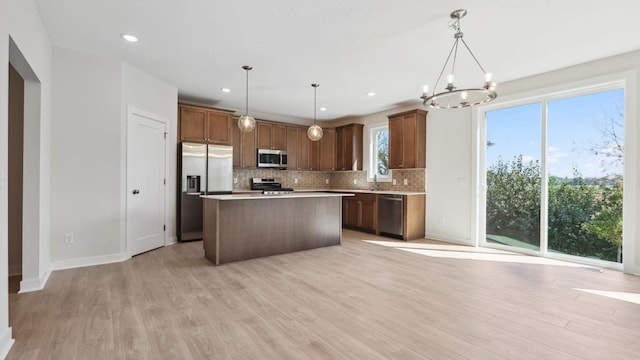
[232, 122, 257, 168]
[402, 194, 426, 241]
[256, 121, 286, 150]
[319, 128, 336, 171]
[388, 109, 427, 169]
[336, 124, 363, 171]
[343, 193, 377, 233]
[179, 104, 233, 145]
[286, 126, 312, 170]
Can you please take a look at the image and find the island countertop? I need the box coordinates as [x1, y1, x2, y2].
[202, 192, 353, 200]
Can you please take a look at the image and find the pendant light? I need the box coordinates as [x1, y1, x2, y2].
[307, 83, 323, 141]
[238, 65, 256, 132]
[420, 9, 497, 109]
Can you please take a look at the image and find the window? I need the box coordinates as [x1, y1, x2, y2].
[369, 125, 390, 180]
[481, 83, 625, 267]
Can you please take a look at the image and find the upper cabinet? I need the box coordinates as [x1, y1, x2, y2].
[318, 128, 336, 171]
[336, 124, 363, 171]
[388, 109, 427, 169]
[256, 121, 287, 150]
[233, 121, 257, 168]
[178, 104, 234, 145]
[286, 125, 311, 170]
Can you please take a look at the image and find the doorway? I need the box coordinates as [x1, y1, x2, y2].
[8, 64, 24, 293]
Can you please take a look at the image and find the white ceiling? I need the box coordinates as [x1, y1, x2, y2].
[35, 0, 640, 124]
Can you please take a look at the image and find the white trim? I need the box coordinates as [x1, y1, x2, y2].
[50, 252, 130, 272]
[426, 233, 475, 246]
[0, 327, 14, 360]
[365, 122, 392, 182]
[19, 269, 51, 293]
[475, 71, 635, 272]
[165, 236, 178, 246]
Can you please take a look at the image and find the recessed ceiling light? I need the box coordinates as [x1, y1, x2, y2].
[367, 92, 376, 96]
[221, 88, 231, 93]
[319, 107, 327, 111]
[121, 34, 139, 42]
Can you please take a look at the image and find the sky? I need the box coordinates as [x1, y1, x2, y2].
[485, 88, 624, 179]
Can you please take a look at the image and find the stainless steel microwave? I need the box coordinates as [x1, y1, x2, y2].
[257, 149, 287, 168]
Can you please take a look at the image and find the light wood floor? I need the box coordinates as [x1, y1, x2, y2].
[7, 230, 640, 359]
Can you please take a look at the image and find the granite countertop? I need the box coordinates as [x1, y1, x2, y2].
[203, 192, 354, 201]
[293, 188, 426, 196]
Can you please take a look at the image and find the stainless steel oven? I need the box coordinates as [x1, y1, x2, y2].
[257, 149, 287, 168]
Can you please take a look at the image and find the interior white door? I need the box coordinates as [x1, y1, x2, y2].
[127, 110, 166, 256]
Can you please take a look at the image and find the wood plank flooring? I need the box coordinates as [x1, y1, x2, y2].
[7, 230, 640, 359]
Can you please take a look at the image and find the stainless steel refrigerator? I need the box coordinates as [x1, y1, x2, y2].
[178, 142, 233, 241]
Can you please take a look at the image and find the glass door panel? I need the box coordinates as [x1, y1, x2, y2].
[547, 89, 624, 263]
[485, 103, 542, 251]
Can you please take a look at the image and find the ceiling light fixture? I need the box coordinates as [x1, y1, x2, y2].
[307, 83, 323, 141]
[238, 65, 256, 133]
[420, 9, 497, 109]
[121, 34, 139, 42]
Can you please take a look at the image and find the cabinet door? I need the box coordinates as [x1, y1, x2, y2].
[241, 131, 257, 168]
[310, 140, 320, 171]
[388, 115, 404, 169]
[180, 106, 207, 142]
[286, 126, 298, 170]
[272, 125, 287, 150]
[402, 114, 417, 168]
[319, 128, 336, 171]
[233, 124, 241, 167]
[296, 129, 310, 170]
[336, 127, 345, 170]
[360, 200, 376, 231]
[206, 111, 232, 145]
[256, 122, 272, 149]
[343, 126, 354, 170]
[344, 198, 359, 227]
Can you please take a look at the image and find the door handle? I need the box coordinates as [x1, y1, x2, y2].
[132, 189, 140, 195]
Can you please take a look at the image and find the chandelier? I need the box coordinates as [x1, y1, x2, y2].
[421, 9, 497, 109]
[238, 65, 256, 132]
[307, 83, 323, 141]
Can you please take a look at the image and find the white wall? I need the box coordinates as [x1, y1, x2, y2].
[1, 0, 52, 356]
[50, 48, 122, 265]
[121, 63, 178, 247]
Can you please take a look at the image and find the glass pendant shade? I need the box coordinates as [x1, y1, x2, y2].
[307, 83, 323, 141]
[238, 65, 256, 133]
[238, 114, 256, 133]
[307, 124, 323, 141]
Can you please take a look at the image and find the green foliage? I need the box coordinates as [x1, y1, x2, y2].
[487, 156, 622, 262]
[376, 130, 389, 175]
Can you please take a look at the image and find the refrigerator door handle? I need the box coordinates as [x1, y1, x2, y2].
[132, 189, 140, 195]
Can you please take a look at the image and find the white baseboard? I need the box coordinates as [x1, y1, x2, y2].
[425, 232, 474, 246]
[19, 269, 51, 293]
[0, 326, 14, 359]
[50, 252, 130, 271]
[8, 264, 22, 277]
[165, 236, 177, 246]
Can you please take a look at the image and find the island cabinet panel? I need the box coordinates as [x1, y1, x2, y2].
[203, 195, 343, 265]
[179, 104, 233, 145]
[388, 109, 427, 169]
[336, 124, 363, 171]
[256, 121, 287, 150]
[343, 192, 376, 233]
[232, 122, 257, 168]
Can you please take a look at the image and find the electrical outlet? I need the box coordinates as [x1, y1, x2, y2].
[325, 178, 329, 184]
[294, 178, 299, 184]
[64, 233, 74, 244]
[353, 179, 357, 185]
[403, 179, 408, 186]
[438, 218, 445, 225]
[392, 179, 397, 185]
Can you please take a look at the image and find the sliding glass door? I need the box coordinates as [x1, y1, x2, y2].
[482, 86, 624, 265]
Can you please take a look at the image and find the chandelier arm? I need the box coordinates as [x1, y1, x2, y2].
[433, 39, 459, 93]
[451, 39, 460, 81]
[460, 38, 488, 74]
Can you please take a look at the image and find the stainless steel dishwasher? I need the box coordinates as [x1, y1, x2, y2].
[377, 194, 404, 238]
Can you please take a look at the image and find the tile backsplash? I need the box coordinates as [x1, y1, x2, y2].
[234, 168, 425, 192]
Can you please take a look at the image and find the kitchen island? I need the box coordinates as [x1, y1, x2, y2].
[201, 192, 352, 265]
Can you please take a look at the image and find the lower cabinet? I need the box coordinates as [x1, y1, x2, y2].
[343, 193, 377, 233]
